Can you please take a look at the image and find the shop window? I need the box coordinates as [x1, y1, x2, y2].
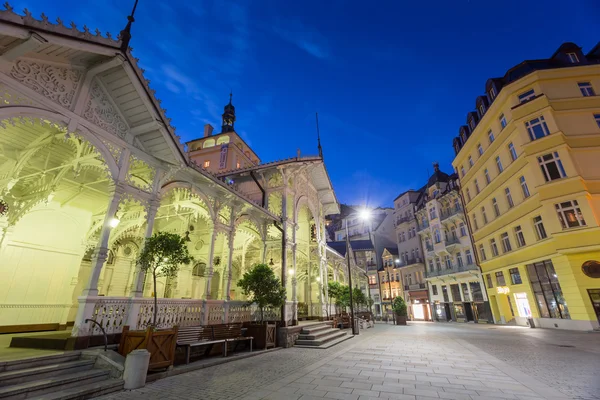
[450, 284, 462, 302]
[432, 285, 438, 295]
[461, 283, 470, 301]
[526, 260, 570, 319]
[470, 282, 484, 302]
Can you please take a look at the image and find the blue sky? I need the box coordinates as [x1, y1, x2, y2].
[12, 0, 600, 207]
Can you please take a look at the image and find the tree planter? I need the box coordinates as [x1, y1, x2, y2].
[395, 315, 407, 325]
[244, 322, 276, 349]
[118, 326, 178, 370]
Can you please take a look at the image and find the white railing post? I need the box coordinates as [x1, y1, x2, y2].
[223, 300, 230, 323]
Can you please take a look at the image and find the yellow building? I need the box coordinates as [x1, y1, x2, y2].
[378, 248, 404, 316]
[452, 42, 600, 331]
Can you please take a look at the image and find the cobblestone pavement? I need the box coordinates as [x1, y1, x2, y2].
[96, 322, 600, 400]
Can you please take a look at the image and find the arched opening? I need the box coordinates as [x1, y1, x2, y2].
[230, 216, 263, 301]
[216, 135, 230, 145]
[0, 117, 114, 331]
[203, 138, 215, 148]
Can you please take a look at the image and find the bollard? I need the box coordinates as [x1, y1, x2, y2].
[123, 349, 151, 390]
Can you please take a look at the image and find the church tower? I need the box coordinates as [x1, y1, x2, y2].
[221, 92, 236, 133]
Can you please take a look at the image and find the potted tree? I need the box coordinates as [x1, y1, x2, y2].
[119, 232, 192, 370]
[392, 296, 408, 326]
[238, 264, 286, 349]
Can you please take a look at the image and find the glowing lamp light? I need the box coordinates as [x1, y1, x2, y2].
[108, 217, 120, 228]
[359, 209, 371, 221]
[395, 259, 400, 263]
[288, 268, 295, 276]
[316, 277, 321, 282]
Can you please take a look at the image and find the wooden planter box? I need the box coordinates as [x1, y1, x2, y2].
[395, 315, 407, 325]
[244, 322, 276, 349]
[118, 325, 178, 370]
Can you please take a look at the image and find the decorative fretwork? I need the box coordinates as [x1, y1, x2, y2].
[91, 299, 130, 334]
[136, 299, 205, 329]
[84, 82, 129, 139]
[10, 60, 82, 108]
[206, 303, 225, 325]
[0, 83, 36, 106]
[99, 138, 122, 163]
[126, 155, 155, 192]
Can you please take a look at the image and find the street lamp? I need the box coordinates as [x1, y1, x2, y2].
[345, 208, 371, 335]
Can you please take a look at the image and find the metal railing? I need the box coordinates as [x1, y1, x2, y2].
[441, 207, 463, 221]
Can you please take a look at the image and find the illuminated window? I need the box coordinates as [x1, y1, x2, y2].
[555, 200, 586, 229]
[203, 160, 211, 168]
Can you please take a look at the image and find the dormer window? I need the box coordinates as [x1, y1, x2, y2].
[479, 104, 485, 116]
[489, 86, 497, 100]
[567, 52, 579, 63]
[469, 119, 476, 130]
[518, 89, 536, 103]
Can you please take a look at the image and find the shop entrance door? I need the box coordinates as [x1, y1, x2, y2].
[464, 302, 474, 321]
[444, 303, 452, 321]
[588, 289, 600, 323]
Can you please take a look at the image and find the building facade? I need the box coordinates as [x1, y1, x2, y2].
[378, 247, 404, 317]
[416, 164, 490, 323]
[0, 9, 349, 340]
[452, 42, 600, 330]
[393, 190, 429, 320]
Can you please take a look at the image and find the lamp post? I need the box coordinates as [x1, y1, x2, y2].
[343, 209, 371, 335]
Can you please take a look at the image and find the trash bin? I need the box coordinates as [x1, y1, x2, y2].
[353, 318, 360, 335]
[123, 349, 151, 389]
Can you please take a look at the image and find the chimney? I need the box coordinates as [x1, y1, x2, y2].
[204, 124, 214, 137]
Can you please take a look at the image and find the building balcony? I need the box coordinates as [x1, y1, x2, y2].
[395, 215, 414, 226]
[397, 257, 424, 267]
[404, 283, 426, 290]
[417, 221, 430, 232]
[427, 263, 478, 278]
[425, 245, 434, 253]
[441, 206, 464, 221]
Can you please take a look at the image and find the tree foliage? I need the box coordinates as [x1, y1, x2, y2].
[238, 264, 286, 322]
[137, 231, 193, 327]
[392, 296, 408, 317]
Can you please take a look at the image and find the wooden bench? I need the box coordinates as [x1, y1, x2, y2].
[212, 323, 253, 355]
[176, 326, 227, 364]
[334, 314, 351, 329]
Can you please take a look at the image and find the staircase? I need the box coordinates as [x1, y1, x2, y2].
[294, 323, 352, 349]
[0, 352, 123, 400]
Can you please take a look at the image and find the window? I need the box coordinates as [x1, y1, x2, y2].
[555, 200, 586, 229]
[538, 152, 567, 182]
[460, 165, 465, 177]
[479, 104, 485, 116]
[434, 229, 441, 243]
[490, 238, 499, 257]
[526, 116, 550, 140]
[479, 244, 487, 261]
[488, 130, 495, 143]
[533, 216, 547, 240]
[481, 206, 488, 224]
[509, 268, 522, 285]
[518, 89, 535, 103]
[432, 284, 438, 295]
[527, 260, 570, 319]
[468, 155, 474, 167]
[444, 255, 452, 270]
[484, 169, 491, 184]
[486, 274, 494, 289]
[495, 271, 506, 286]
[499, 114, 507, 129]
[465, 188, 471, 202]
[520, 176, 530, 198]
[450, 225, 457, 239]
[466, 250, 473, 265]
[508, 142, 517, 161]
[429, 207, 437, 219]
[496, 156, 503, 173]
[500, 232, 512, 253]
[567, 52, 579, 63]
[474, 179, 480, 194]
[492, 198, 500, 217]
[469, 119, 476, 130]
[459, 223, 467, 237]
[514, 226, 526, 247]
[456, 252, 463, 267]
[595, 114, 600, 129]
[477, 143, 483, 156]
[472, 214, 478, 230]
[489, 86, 497, 100]
[505, 187, 514, 208]
[203, 160, 210, 168]
[435, 257, 442, 271]
[578, 82, 595, 97]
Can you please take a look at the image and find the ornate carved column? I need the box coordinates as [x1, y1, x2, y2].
[225, 230, 235, 301]
[204, 224, 218, 300]
[82, 185, 124, 296]
[131, 197, 160, 297]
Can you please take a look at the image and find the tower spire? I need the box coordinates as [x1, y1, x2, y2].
[316, 112, 323, 159]
[120, 0, 139, 53]
[221, 93, 236, 133]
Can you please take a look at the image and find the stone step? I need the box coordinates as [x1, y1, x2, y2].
[297, 328, 341, 341]
[295, 330, 347, 347]
[0, 360, 95, 387]
[28, 379, 124, 400]
[295, 333, 353, 349]
[300, 324, 332, 334]
[0, 369, 109, 399]
[0, 353, 82, 373]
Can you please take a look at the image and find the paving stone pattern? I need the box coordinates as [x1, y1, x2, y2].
[96, 323, 599, 400]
